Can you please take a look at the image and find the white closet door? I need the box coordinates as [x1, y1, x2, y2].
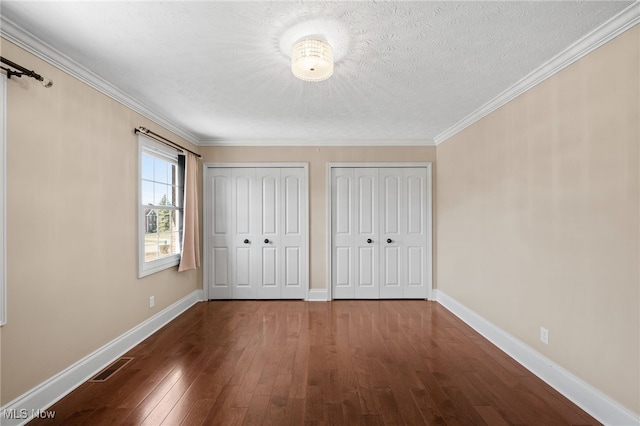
[402, 168, 428, 298]
[331, 166, 429, 299]
[379, 168, 404, 298]
[332, 168, 355, 298]
[207, 166, 307, 300]
[256, 168, 280, 299]
[232, 168, 259, 299]
[331, 168, 379, 298]
[209, 168, 233, 299]
[354, 168, 379, 298]
[280, 168, 307, 299]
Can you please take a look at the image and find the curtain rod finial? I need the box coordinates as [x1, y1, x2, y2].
[41, 77, 53, 88]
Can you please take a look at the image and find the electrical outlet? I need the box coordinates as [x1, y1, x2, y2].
[540, 327, 549, 344]
[149, 296, 155, 308]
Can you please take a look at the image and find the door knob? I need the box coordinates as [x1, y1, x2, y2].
[387, 238, 392, 243]
[264, 239, 270, 244]
[244, 239, 249, 244]
[367, 239, 372, 244]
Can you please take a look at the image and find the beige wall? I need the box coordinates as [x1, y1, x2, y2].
[199, 146, 436, 290]
[436, 26, 639, 413]
[3, 19, 636, 419]
[0, 39, 200, 404]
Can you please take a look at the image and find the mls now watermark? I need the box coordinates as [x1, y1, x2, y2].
[3, 408, 56, 420]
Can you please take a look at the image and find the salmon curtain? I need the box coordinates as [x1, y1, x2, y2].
[178, 151, 200, 272]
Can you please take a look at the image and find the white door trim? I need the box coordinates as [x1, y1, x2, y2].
[0, 75, 6, 326]
[203, 162, 309, 300]
[326, 162, 433, 300]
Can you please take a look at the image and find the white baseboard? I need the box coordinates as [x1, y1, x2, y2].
[434, 289, 640, 426]
[306, 288, 329, 301]
[0, 289, 203, 426]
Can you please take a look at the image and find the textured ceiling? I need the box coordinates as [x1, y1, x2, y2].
[0, 1, 634, 143]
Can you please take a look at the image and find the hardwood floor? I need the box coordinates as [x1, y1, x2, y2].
[30, 300, 600, 425]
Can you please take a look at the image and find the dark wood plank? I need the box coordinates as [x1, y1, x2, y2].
[179, 399, 216, 426]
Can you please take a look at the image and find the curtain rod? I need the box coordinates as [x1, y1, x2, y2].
[134, 127, 202, 159]
[0, 56, 53, 88]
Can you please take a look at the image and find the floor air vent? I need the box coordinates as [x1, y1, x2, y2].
[89, 357, 134, 382]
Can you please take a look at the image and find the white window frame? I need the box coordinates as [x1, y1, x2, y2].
[138, 135, 182, 277]
[0, 75, 6, 325]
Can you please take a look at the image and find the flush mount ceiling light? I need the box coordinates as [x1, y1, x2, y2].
[291, 38, 333, 82]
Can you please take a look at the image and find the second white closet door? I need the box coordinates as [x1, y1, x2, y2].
[332, 167, 428, 299]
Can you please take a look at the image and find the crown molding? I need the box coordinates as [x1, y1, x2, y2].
[198, 138, 436, 147]
[0, 17, 201, 146]
[434, 2, 640, 145]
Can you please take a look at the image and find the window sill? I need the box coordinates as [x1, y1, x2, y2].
[138, 255, 180, 278]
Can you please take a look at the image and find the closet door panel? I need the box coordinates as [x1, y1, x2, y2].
[212, 248, 229, 287]
[285, 247, 301, 287]
[379, 168, 404, 298]
[383, 246, 400, 287]
[353, 168, 379, 298]
[284, 174, 300, 235]
[262, 247, 277, 286]
[407, 246, 423, 287]
[256, 168, 281, 298]
[235, 247, 252, 287]
[280, 168, 307, 299]
[358, 246, 375, 287]
[231, 168, 258, 299]
[358, 174, 375, 235]
[335, 173, 351, 235]
[335, 247, 351, 289]
[403, 168, 428, 298]
[261, 174, 278, 236]
[209, 169, 233, 299]
[235, 175, 252, 235]
[332, 169, 355, 298]
[407, 175, 424, 235]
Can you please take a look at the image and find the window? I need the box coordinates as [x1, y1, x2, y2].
[138, 135, 184, 277]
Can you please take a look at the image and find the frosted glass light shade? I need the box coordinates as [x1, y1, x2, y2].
[291, 38, 333, 82]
